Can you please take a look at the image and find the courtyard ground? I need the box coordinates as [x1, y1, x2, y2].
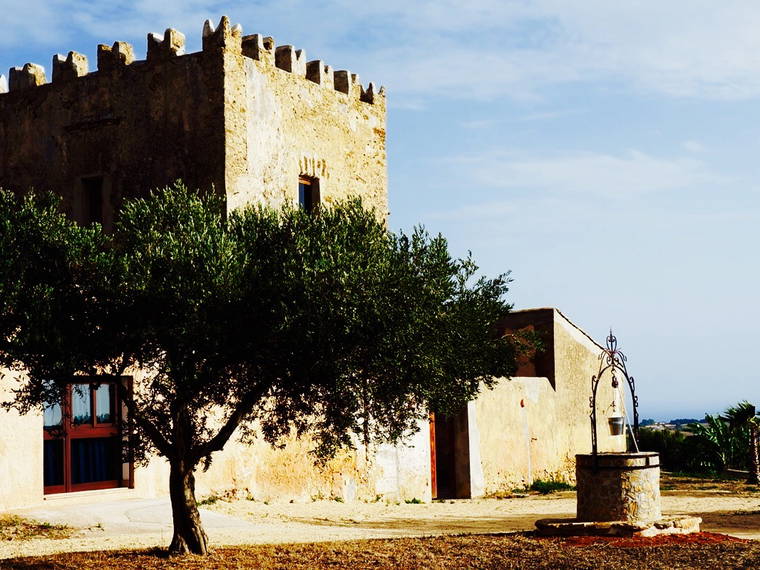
[1, 473, 759, 562]
[5, 533, 760, 569]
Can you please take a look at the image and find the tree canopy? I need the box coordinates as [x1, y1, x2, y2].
[0, 183, 517, 554]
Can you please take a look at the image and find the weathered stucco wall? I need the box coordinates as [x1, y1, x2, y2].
[0, 402, 429, 510]
[473, 309, 626, 495]
[0, 371, 44, 510]
[372, 420, 432, 502]
[134, 427, 429, 504]
[0, 308, 625, 508]
[0, 353, 427, 509]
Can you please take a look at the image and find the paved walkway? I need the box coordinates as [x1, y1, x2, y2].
[19, 497, 257, 536]
[2, 496, 261, 559]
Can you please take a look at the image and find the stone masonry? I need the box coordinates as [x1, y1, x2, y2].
[0, 16, 387, 226]
[576, 452, 662, 523]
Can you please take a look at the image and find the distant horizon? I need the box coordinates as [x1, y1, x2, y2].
[638, 408, 729, 423]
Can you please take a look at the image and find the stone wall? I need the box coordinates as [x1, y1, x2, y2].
[0, 34, 227, 226]
[576, 452, 661, 522]
[225, 33, 387, 215]
[0, 17, 387, 220]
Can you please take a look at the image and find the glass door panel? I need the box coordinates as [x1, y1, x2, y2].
[43, 439, 64, 487]
[72, 384, 92, 425]
[43, 402, 62, 427]
[71, 437, 119, 484]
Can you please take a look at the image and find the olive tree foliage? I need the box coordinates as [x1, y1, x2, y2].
[0, 183, 517, 554]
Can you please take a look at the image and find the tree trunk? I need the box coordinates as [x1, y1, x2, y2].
[748, 424, 760, 485]
[168, 459, 208, 555]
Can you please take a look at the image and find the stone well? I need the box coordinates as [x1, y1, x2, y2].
[576, 452, 661, 523]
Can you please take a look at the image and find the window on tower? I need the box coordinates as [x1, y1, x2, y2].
[298, 177, 320, 213]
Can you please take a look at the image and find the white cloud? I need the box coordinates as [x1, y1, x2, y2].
[4, 1, 760, 101]
[449, 149, 721, 197]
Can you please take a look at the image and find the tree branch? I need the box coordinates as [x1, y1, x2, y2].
[193, 383, 269, 462]
[115, 379, 173, 458]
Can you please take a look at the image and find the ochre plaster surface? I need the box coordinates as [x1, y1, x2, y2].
[0, 372, 44, 510]
[472, 309, 626, 496]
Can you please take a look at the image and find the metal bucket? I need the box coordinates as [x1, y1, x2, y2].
[608, 416, 625, 436]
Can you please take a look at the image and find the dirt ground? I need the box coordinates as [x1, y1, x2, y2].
[5, 533, 760, 569]
[206, 473, 760, 542]
[1, 473, 758, 560]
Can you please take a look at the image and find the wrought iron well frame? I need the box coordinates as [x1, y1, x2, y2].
[590, 331, 639, 457]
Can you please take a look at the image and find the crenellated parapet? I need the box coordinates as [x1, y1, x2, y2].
[274, 45, 306, 75]
[238, 29, 384, 105]
[306, 61, 334, 89]
[0, 16, 385, 104]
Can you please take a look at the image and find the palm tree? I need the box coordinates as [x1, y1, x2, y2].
[722, 402, 760, 484]
[689, 414, 737, 471]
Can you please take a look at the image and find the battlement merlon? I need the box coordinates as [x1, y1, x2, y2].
[306, 61, 334, 89]
[97, 42, 136, 72]
[241, 34, 275, 65]
[9, 63, 46, 91]
[147, 28, 186, 61]
[52, 51, 88, 82]
[202, 16, 243, 52]
[0, 16, 385, 104]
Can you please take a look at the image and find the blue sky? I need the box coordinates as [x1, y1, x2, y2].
[1, 2, 758, 420]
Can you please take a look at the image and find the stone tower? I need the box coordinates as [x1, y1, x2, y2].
[0, 16, 387, 228]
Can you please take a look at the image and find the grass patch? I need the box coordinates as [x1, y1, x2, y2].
[530, 479, 575, 495]
[197, 494, 222, 506]
[666, 471, 722, 480]
[404, 497, 424, 504]
[0, 514, 72, 541]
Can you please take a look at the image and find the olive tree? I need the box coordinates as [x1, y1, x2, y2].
[0, 184, 516, 555]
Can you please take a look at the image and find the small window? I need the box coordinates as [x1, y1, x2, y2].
[298, 177, 320, 213]
[81, 176, 104, 225]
